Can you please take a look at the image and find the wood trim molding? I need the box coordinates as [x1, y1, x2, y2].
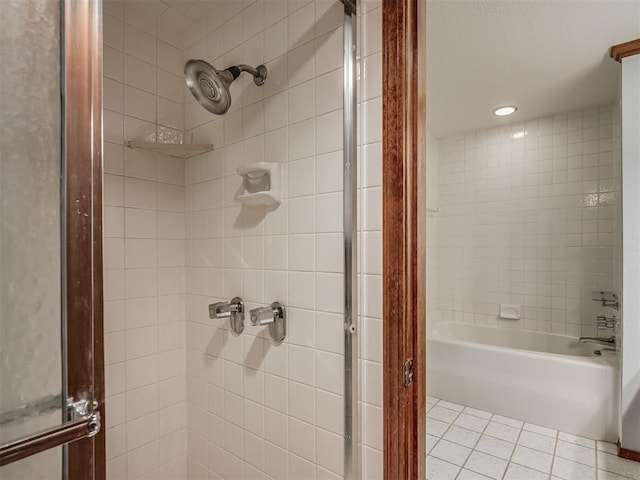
[611, 38, 640, 62]
[64, 0, 105, 478]
[618, 444, 640, 463]
[382, 0, 426, 477]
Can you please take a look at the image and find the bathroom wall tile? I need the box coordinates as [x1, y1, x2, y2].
[104, 15, 124, 51]
[314, 151, 342, 194]
[287, 268, 315, 309]
[104, 45, 124, 82]
[288, 41, 315, 87]
[142, 2, 387, 477]
[104, 300, 125, 334]
[288, 234, 315, 271]
[104, 143, 125, 176]
[104, 238, 125, 270]
[124, 3, 163, 36]
[125, 55, 157, 93]
[158, 97, 184, 130]
[125, 25, 156, 64]
[288, 119, 315, 161]
[157, 40, 183, 76]
[124, 87, 156, 122]
[265, 407, 288, 448]
[126, 383, 159, 421]
[315, 350, 341, 394]
[243, 0, 264, 40]
[127, 440, 159, 479]
[287, 381, 315, 424]
[124, 116, 157, 143]
[315, 389, 342, 435]
[104, 111, 125, 145]
[288, 417, 316, 462]
[104, 9, 190, 478]
[288, 3, 314, 51]
[104, 78, 124, 114]
[314, 28, 341, 76]
[157, 69, 183, 103]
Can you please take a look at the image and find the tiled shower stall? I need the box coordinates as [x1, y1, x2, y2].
[101, 1, 383, 479]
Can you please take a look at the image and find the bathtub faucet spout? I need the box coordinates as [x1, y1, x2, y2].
[579, 335, 616, 347]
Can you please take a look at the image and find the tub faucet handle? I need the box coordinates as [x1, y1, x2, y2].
[597, 316, 620, 330]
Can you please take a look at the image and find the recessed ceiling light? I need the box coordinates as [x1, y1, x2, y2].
[493, 106, 518, 116]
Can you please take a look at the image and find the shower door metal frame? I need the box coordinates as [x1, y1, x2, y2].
[64, 0, 105, 477]
[342, 1, 359, 480]
[0, 0, 105, 477]
[382, 0, 427, 478]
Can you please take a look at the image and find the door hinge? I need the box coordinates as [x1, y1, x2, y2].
[403, 359, 414, 387]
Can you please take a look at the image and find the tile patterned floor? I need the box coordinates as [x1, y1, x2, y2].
[426, 397, 640, 480]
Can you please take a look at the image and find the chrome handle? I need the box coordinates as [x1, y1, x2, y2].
[209, 301, 241, 318]
[249, 302, 286, 342]
[0, 397, 101, 467]
[209, 302, 230, 318]
[208, 297, 244, 334]
[250, 306, 278, 326]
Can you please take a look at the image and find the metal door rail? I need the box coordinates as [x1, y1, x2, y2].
[0, 407, 100, 467]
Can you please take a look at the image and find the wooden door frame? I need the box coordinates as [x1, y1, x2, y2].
[382, 0, 426, 478]
[65, 0, 105, 478]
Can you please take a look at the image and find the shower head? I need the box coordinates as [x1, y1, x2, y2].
[184, 59, 267, 115]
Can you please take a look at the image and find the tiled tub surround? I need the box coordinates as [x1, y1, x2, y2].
[435, 106, 621, 337]
[426, 397, 640, 480]
[427, 322, 618, 442]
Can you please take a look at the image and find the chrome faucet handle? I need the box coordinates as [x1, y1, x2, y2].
[208, 297, 244, 334]
[250, 305, 277, 326]
[249, 302, 286, 342]
[210, 302, 230, 318]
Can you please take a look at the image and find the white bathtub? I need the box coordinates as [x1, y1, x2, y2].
[427, 322, 619, 441]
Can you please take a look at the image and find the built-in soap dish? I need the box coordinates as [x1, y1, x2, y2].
[499, 304, 521, 320]
[237, 162, 281, 206]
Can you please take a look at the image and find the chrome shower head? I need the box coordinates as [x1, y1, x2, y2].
[184, 59, 267, 115]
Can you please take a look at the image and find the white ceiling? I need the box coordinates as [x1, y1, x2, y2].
[426, 0, 640, 138]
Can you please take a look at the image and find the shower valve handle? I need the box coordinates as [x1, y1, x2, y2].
[250, 304, 280, 326]
[209, 297, 244, 335]
[250, 302, 286, 342]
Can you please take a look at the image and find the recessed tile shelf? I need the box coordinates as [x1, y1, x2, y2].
[126, 141, 214, 159]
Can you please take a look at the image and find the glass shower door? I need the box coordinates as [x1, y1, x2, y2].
[0, 0, 66, 473]
[0, 0, 104, 478]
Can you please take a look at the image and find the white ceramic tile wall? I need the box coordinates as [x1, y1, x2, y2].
[434, 106, 622, 337]
[103, 3, 188, 479]
[102, 1, 383, 478]
[426, 133, 440, 323]
[179, 1, 383, 479]
[360, 2, 383, 479]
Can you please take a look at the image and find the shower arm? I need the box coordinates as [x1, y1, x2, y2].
[224, 64, 267, 86]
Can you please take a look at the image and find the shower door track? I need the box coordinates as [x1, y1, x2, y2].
[341, 0, 360, 479]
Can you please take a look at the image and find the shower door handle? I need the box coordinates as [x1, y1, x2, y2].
[0, 397, 101, 467]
